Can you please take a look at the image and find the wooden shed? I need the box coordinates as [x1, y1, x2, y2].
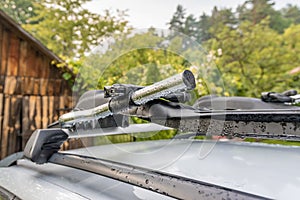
[0, 10, 74, 159]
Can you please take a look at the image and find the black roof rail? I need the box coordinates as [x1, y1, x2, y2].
[49, 152, 270, 200]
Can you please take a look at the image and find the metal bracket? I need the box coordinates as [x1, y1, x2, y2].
[24, 129, 68, 164]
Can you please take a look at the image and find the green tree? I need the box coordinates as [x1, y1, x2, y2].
[167, 1, 300, 97]
[197, 13, 211, 42]
[168, 5, 200, 50]
[209, 6, 237, 37]
[281, 4, 300, 24]
[168, 5, 237, 43]
[1, 0, 129, 89]
[77, 29, 211, 93]
[237, 0, 275, 24]
[0, 0, 37, 24]
[21, 0, 128, 58]
[84, 31, 187, 88]
[208, 19, 289, 97]
[168, 5, 186, 33]
[281, 24, 300, 90]
[237, 0, 291, 33]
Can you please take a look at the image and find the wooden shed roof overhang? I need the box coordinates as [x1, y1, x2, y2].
[0, 9, 63, 64]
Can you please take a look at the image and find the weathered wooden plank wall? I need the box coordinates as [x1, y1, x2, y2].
[0, 21, 74, 159]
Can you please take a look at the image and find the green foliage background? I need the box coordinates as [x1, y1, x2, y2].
[3, 0, 300, 97]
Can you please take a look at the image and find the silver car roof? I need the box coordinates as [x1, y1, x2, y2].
[67, 139, 300, 199]
[1, 139, 300, 199]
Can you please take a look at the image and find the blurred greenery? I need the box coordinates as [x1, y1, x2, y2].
[194, 136, 300, 147]
[244, 138, 300, 146]
[1, 0, 128, 59]
[72, 0, 300, 98]
[0, 0, 36, 24]
[167, 1, 300, 97]
[94, 129, 177, 146]
[4, 0, 300, 97]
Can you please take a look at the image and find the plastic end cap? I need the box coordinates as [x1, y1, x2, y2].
[182, 70, 196, 90]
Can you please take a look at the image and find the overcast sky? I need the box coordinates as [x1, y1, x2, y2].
[84, 0, 300, 29]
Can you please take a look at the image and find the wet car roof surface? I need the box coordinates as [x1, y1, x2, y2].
[66, 139, 300, 199]
[1, 140, 300, 199]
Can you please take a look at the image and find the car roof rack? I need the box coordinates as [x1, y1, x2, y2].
[49, 152, 270, 200]
[21, 70, 300, 164]
[1, 69, 298, 199]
